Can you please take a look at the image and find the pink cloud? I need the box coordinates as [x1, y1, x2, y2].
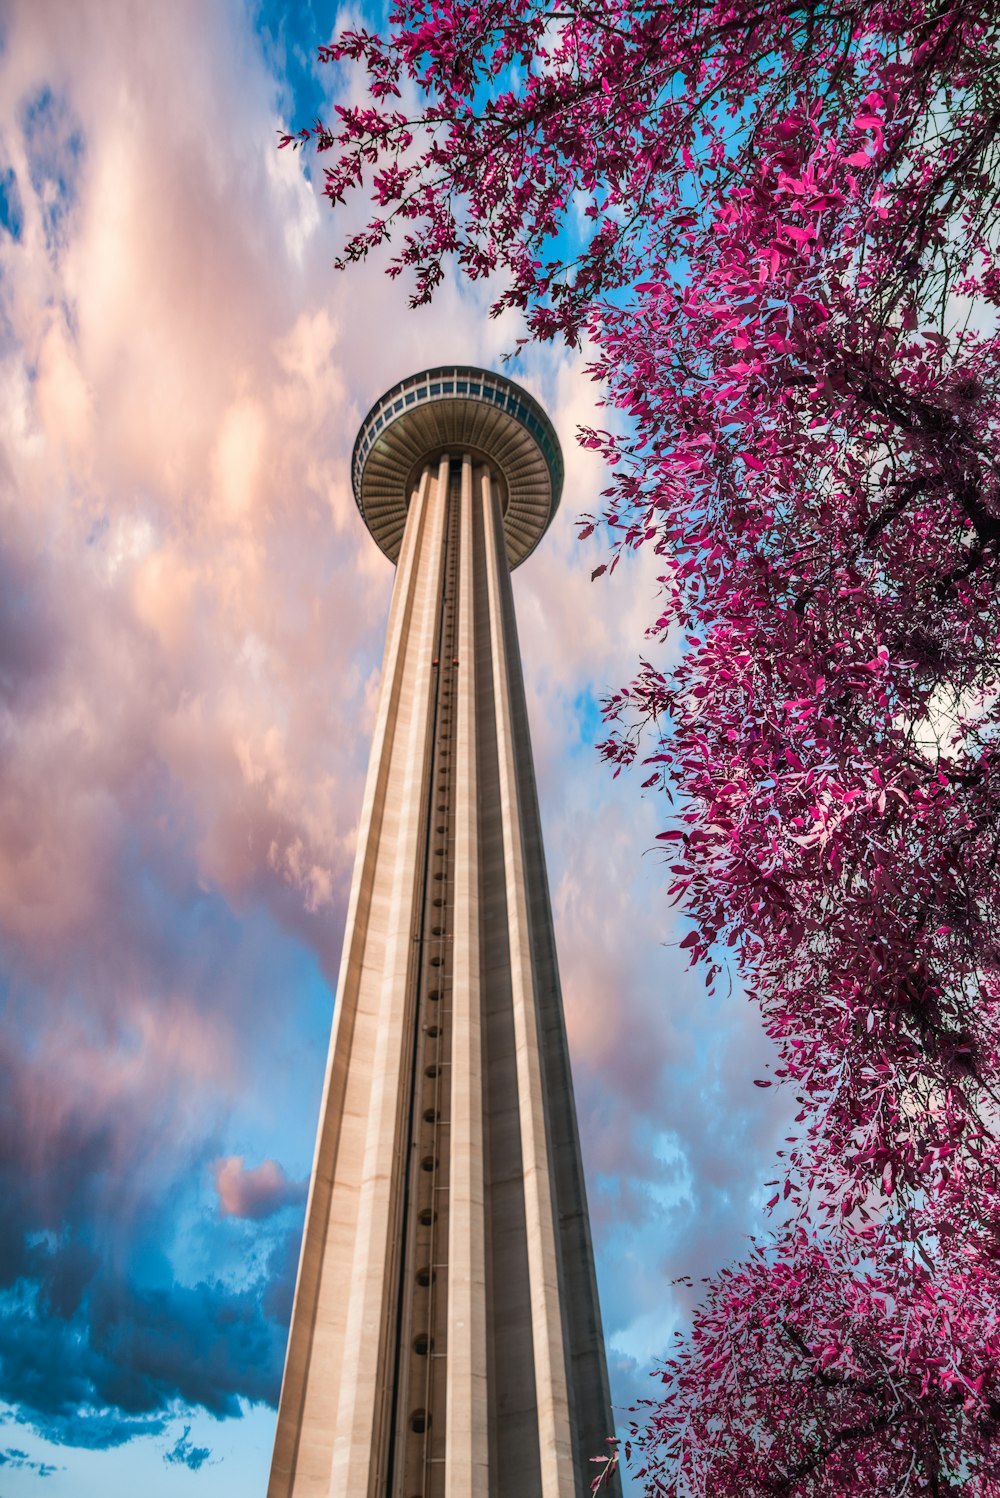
[214, 1157, 306, 1221]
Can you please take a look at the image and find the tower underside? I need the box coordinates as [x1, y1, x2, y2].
[269, 382, 616, 1497]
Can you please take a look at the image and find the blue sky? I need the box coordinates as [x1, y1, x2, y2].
[0, 2, 786, 1493]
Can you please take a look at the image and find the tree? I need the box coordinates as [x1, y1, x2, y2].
[285, 0, 1000, 1488]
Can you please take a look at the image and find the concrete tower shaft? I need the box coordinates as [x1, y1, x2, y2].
[269, 371, 616, 1498]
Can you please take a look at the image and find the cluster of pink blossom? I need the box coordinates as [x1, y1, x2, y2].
[634, 1230, 1000, 1494]
[287, 0, 1000, 1488]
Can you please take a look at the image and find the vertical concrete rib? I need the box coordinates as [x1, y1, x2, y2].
[329, 454, 450, 1496]
[493, 489, 619, 1493]
[445, 454, 489, 1498]
[474, 464, 541, 1495]
[390, 454, 456, 1498]
[480, 470, 576, 1497]
[268, 464, 436, 1498]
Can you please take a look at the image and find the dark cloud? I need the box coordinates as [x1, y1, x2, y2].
[0, 165, 24, 240]
[165, 1426, 211, 1472]
[0, 1224, 292, 1445]
[261, 1228, 301, 1328]
[19, 83, 83, 255]
[0, 504, 64, 710]
[0, 1446, 61, 1477]
[0, 996, 305, 1447]
[0, 1232, 296, 1446]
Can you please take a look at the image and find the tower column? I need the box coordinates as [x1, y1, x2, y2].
[445, 452, 489, 1498]
[480, 469, 575, 1496]
[269, 368, 618, 1498]
[328, 453, 450, 1496]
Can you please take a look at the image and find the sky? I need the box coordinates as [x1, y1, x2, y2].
[0, 2, 788, 1492]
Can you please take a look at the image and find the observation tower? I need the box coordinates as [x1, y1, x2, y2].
[268, 367, 617, 1497]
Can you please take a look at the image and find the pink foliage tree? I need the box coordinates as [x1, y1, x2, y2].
[285, 0, 1000, 1488]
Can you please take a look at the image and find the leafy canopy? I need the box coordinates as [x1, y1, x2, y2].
[288, 1, 1000, 1489]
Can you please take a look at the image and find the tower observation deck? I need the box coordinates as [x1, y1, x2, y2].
[268, 367, 618, 1497]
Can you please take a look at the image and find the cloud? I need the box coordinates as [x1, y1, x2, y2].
[165, 1426, 212, 1472]
[214, 1157, 307, 1221]
[0, 1005, 304, 1444]
[0, 1446, 61, 1477]
[0, 1268, 285, 1432]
